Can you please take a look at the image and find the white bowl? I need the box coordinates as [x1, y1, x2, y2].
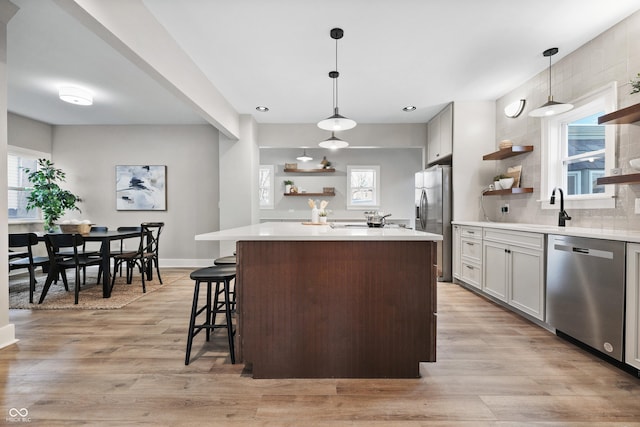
[499, 177, 515, 189]
[630, 158, 640, 171]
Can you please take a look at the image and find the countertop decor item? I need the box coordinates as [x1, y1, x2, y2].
[24, 158, 81, 232]
[529, 48, 573, 117]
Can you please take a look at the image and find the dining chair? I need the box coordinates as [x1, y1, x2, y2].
[42, 233, 104, 304]
[9, 233, 50, 303]
[109, 226, 142, 277]
[111, 222, 164, 292]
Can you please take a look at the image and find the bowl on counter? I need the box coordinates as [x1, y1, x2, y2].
[630, 158, 640, 171]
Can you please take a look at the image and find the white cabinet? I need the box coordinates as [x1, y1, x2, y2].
[453, 225, 461, 279]
[482, 228, 545, 320]
[427, 103, 453, 165]
[458, 226, 482, 289]
[626, 243, 640, 370]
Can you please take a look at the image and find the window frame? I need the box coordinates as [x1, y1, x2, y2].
[540, 82, 617, 210]
[7, 146, 50, 223]
[258, 164, 275, 210]
[346, 165, 380, 210]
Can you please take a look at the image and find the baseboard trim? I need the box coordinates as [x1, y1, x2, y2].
[0, 323, 18, 350]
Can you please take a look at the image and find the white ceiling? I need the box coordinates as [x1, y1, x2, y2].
[7, 0, 640, 126]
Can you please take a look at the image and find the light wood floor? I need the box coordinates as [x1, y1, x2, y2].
[2, 268, 640, 426]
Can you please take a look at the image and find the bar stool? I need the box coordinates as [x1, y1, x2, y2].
[185, 265, 237, 365]
[214, 255, 237, 310]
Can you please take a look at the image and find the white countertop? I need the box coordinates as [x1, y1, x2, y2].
[196, 221, 442, 242]
[453, 220, 640, 243]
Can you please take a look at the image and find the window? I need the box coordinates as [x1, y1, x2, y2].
[541, 82, 616, 209]
[8, 148, 48, 221]
[259, 165, 274, 209]
[347, 165, 380, 209]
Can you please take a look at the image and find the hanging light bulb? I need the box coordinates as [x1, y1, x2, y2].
[529, 48, 573, 117]
[317, 28, 356, 132]
[296, 149, 313, 162]
[318, 132, 349, 149]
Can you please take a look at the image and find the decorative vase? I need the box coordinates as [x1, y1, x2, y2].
[285, 184, 292, 194]
[311, 207, 319, 224]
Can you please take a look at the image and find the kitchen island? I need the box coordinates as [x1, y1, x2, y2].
[195, 222, 442, 378]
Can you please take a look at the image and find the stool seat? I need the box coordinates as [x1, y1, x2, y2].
[214, 255, 236, 265]
[190, 265, 236, 280]
[185, 265, 237, 365]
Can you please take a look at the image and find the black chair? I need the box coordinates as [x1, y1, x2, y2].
[214, 255, 237, 310]
[40, 233, 103, 304]
[111, 222, 164, 292]
[185, 265, 237, 365]
[9, 233, 50, 303]
[110, 226, 142, 277]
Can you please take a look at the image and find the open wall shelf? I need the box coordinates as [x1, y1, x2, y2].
[598, 103, 640, 125]
[284, 168, 335, 173]
[284, 192, 335, 197]
[596, 173, 640, 185]
[482, 145, 534, 160]
[483, 187, 534, 196]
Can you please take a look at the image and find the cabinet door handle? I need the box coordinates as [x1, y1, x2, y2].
[465, 265, 474, 270]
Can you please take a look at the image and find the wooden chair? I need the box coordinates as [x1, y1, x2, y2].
[41, 233, 103, 304]
[111, 222, 164, 293]
[9, 233, 49, 303]
[110, 226, 142, 277]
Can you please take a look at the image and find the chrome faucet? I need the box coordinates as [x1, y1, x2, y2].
[550, 187, 571, 227]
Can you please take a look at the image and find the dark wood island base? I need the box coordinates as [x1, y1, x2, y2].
[236, 240, 437, 378]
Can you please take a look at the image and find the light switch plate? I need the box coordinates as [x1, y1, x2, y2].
[635, 198, 640, 214]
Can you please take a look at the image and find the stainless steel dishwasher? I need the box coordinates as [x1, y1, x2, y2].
[546, 234, 626, 362]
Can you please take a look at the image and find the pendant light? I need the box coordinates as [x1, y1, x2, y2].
[529, 48, 573, 117]
[317, 28, 356, 132]
[319, 132, 349, 149]
[296, 149, 313, 162]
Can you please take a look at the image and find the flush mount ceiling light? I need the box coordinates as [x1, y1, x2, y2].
[296, 149, 313, 162]
[529, 48, 573, 117]
[318, 132, 349, 150]
[256, 106, 269, 112]
[504, 99, 526, 118]
[402, 106, 417, 112]
[58, 86, 93, 106]
[317, 28, 356, 132]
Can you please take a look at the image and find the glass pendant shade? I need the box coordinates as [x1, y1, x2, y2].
[528, 96, 573, 117]
[318, 108, 357, 131]
[318, 132, 349, 149]
[529, 47, 573, 117]
[296, 150, 313, 162]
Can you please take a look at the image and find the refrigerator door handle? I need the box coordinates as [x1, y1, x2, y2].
[419, 189, 428, 230]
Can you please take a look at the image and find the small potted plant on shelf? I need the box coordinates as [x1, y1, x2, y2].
[24, 158, 81, 232]
[284, 180, 294, 194]
[630, 72, 640, 95]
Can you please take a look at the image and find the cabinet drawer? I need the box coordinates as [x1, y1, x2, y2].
[461, 238, 482, 262]
[461, 261, 482, 289]
[461, 226, 482, 239]
[483, 228, 544, 250]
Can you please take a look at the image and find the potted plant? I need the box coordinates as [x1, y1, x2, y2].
[318, 209, 329, 224]
[284, 180, 294, 194]
[24, 158, 81, 232]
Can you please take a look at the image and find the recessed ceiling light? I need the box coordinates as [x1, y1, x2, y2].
[58, 86, 93, 106]
[402, 106, 417, 112]
[256, 106, 269, 112]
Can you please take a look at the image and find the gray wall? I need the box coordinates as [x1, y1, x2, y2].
[260, 147, 422, 225]
[490, 9, 640, 229]
[50, 124, 220, 266]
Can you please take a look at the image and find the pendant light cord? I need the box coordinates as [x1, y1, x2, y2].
[334, 36, 339, 110]
[548, 54, 552, 98]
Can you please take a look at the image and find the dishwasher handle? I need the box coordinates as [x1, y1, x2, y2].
[572, 247, 589, 254]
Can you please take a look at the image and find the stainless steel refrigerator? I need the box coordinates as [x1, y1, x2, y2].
[415, 165, 452, 281]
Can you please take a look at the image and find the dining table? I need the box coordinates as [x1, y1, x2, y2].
[37, 229, 143, 303]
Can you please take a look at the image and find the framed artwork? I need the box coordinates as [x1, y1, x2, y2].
[116, 165, 167, 211]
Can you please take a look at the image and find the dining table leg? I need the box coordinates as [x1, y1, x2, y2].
[100, 237, 112, 298]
